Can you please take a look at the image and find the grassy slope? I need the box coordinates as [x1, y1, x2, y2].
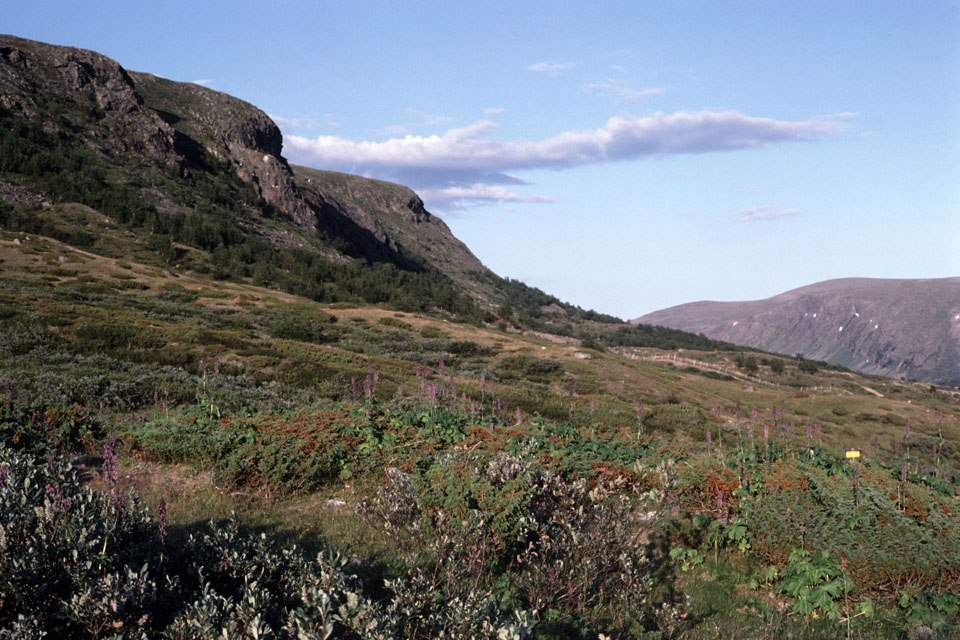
[3, 228, 960, 636]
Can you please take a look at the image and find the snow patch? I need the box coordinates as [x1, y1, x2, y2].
[874, 324, 879, 330]
[853, 312, 860, 318]
[812, 313, 817, 318]
[732, 321, 739, 326]
[839, 326, 843, 332]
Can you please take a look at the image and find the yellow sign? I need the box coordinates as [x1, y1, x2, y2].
[845, 450, 861, 459]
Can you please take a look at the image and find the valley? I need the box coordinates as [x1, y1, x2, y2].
[1, 34, 959, 639]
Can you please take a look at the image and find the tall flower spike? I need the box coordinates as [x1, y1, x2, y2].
[157, 498, 167, 544]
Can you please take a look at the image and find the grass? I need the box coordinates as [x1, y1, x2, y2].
[2, 233, 959, 637]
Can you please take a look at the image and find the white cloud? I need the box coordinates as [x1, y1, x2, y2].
[419, 184, 554, 211]
[191, 79, 213, 86]
[526, 61, 576, 76]
[585, 79, 664, 104]
[734, 206, 801, 222]
[284, 110, 851, 210]
[483, 107, 506, 116]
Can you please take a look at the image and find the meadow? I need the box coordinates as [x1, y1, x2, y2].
[1, 229, 959, 639]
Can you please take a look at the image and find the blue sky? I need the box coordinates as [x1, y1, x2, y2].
[6, 1, 959, 318]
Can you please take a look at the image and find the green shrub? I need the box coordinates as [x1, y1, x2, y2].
[642, 403, 707, 435]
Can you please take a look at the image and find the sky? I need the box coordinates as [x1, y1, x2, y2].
[5, 1, 960, 318]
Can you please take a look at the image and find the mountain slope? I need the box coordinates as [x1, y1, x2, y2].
[635, 277, 960, 385]
[1, 34, 768, 350]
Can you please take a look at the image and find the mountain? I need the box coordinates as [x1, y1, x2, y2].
[1, 34, 758, 353]
[634, 277, 960, 386]
[0, 34, 498, 312]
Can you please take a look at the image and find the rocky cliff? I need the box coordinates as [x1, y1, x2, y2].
[634, 278, 960, 386]
[0, 34, 500, 303]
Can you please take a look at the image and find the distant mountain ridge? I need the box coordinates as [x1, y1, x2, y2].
[634, 278, 960, 386]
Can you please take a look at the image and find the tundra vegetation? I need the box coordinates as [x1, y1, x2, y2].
[0, 247, 958, 638]
[0, 34, 958, 637]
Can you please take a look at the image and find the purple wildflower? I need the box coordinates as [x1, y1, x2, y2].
[901, 461, 907, 483]
[3, 379, 10, 405]
[806, 422, 812, 439]
[397, 384, 403, 398]
[706, 428, 712, 444]
[47, 482, 69, 511]
[214, 357, 220, 374]
[102, 437, 118, 487]
[590, 399, 595, 414]
[716, 490, 723, 513]
[0, 463, 7, 484]
[157, 498, 167, 544]
[363, 375, 372, 399]
[763, 423, 769, 441]
[515, 406, 522, 425]
[201, 353, 207, 371]
[747, 420, 753, 439]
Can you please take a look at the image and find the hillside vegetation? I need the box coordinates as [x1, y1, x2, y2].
[1, 34, 960, 638]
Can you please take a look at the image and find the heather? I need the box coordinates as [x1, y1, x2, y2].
[2, 362, 958, 637]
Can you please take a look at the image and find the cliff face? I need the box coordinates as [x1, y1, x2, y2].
[127, 71, 317, 228]
[635, 278, 960, 386]
[0, 35, 175, 160]
[0, 34, 499, 302]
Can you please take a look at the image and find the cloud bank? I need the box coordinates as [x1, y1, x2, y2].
[283, 110, 850, 210]
[585, 79, 664, 104]
[734, 206, 801, 222]
[526, 61, 576, 76]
